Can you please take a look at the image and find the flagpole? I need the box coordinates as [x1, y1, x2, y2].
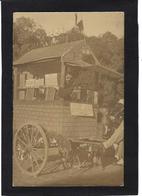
[75, 13, 78, 26]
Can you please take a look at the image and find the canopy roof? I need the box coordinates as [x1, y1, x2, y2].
[65, 60, 122, 78]
[13, 39, 123, 79]
[13, 40, 84, 66]
[65, 60, 93, 68]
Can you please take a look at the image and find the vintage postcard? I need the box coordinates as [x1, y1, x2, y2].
[2, 0, 138, 194]
[13, 12, 124, 186]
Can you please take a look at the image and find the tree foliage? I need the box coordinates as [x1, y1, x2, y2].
[86, 32, 124, 73]
[56, 30, 124, 73]
[13, 17, 124, 74]
[13, 17, 49, 60]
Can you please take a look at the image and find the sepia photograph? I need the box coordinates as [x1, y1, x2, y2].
[12, 12, 124, 187]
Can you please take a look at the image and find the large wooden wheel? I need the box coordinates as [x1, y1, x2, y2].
[14, 122, 48, 176]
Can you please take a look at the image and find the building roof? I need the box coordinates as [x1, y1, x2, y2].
[93, 64, 123, 78]
[13, 40, 84, 66]
[65, 60, 93, 68]
[13, 39, 123, 79]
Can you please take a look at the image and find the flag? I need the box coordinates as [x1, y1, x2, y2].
[77, 20, 84, 32]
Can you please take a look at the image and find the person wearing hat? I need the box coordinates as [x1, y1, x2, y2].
[102, 98, 124, 139]
[99, 98, 124, 167]
[109, 98, 124, 129]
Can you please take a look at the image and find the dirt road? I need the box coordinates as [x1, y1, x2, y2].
[13, 159, 123, 187]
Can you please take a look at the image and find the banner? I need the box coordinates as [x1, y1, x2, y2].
[70, 102, 94, 117]
[45, 73, 58, 89]
[25, 79, 35, 88]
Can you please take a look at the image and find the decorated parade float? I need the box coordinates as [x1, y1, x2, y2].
[13, 39, 123, 176]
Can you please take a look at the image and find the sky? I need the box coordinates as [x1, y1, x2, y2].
[13, 12, 124, 38]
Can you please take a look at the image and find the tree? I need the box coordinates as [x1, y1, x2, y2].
[55, 26, 84, 43]
[13, 17, 124, 75]
[31, 28, 49, 47]
[13, 17, 49, 60]
[86, 32, 124, 73]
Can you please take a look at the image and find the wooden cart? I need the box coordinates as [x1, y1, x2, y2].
[13, 40, 122, 176]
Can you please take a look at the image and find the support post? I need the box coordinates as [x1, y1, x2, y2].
[60, 57, 66, 88]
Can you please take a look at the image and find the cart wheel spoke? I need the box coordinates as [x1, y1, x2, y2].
[20, 154, 33, 171]
[29, 155, 34, 173]
[17, 136, 27, 147]
[21, 128, 28, 143]
[32, 148, 44, 161]
[32, 130, 39, 146]
[30, 126, 35, 144]
[23, 125, 30, 144]
[28, 125, 32, 144]
[31, 151, 40, 169]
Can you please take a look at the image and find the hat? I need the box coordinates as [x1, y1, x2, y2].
[118, 99, 124, 105]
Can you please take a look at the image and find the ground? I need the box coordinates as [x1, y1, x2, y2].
[13, 158, 123, 187]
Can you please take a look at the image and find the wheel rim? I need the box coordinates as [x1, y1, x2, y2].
[14, 123, 48, 176]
